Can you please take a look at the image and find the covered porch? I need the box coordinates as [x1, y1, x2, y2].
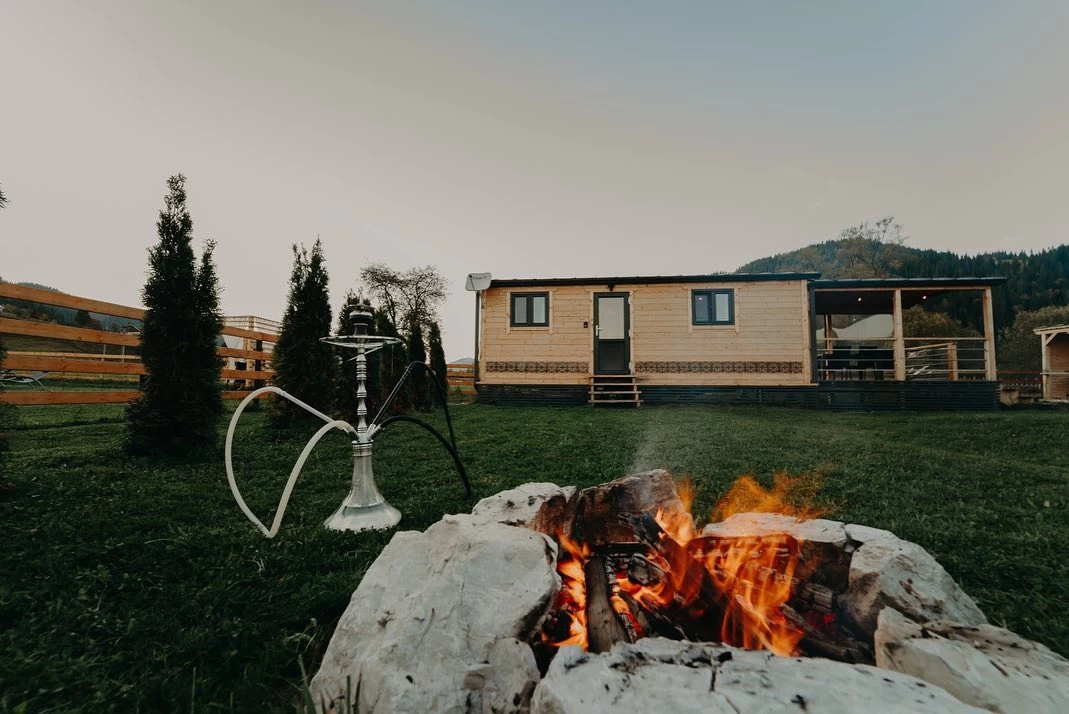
[809, 278, 1004, 409]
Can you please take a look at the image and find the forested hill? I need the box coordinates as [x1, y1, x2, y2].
[737, 241, 1069, 331]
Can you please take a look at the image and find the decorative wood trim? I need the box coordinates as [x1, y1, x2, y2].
[634, 360, 803, 374]
[485, 360, 589, 373]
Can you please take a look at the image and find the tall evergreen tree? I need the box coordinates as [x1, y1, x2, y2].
[269, 239, 337, 426]
[125, 175, 223, 456]
[335, 290, 382, 424]
[407, 318, 429, 411]
[427, 321, 447, 404]
[373, 310, 409, 415]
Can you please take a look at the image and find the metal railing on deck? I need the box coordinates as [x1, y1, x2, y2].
[817, 336, 989, 382]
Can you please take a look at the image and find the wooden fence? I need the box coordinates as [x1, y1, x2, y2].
[0, 281, 277, 406]
[446, 363, 475, 395]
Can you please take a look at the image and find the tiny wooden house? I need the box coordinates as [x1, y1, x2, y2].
[473, 273, 1005, 410]
[1034, 324, 1069, 402]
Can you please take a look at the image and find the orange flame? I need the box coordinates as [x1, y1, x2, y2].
[544, 474, 826, 657]
[713, 472, 826, 522]
[543, 533, 589, 649]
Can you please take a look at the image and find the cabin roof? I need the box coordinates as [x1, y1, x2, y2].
[1034, 324, 1069, 335]
[811, 277, 1006, 289]
[488, 272, 820, 288]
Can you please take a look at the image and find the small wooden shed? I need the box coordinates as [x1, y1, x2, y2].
[1034, 324, 1069, 402]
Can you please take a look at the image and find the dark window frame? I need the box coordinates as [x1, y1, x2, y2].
[691, 289, 735, 325]
[510, 291, 550, 327]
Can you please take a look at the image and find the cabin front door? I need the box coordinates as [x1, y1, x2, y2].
[594, 293, 630, 374]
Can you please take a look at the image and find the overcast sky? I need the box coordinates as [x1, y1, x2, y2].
[2, 1, 1067, 360]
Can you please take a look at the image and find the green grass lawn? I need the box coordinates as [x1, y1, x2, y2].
[2, 404, 1067, 712]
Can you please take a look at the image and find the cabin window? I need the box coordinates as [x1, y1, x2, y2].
[691, 289, 734, 325]
[510, 292, 549, 327]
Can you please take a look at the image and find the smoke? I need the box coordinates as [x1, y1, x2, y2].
[628, 419, 668, 474]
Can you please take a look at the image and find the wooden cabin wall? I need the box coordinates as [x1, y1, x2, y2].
[1048, 334, 1069, 400]
[479, 286, 591, 385]
[631, 280, 811, 386]
[478, 280, 812, 386]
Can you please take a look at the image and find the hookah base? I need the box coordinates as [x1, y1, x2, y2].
[324, 499, 402, 532]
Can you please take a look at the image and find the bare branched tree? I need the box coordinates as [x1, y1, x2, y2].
[359, 262, 405, 326]
[838, 216, 908, 278]
[359, 262, 448, 334]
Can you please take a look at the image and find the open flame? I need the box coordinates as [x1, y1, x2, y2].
[544, 473, 826, 657]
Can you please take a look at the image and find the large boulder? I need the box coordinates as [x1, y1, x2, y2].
[875, 607, 1069, 713]
[843, 530, 986, 637]
[310, 515, 560, 713]
[702, 513, 987, 638]
[532, 638, 984, 713]
[470, 482, 576, 528]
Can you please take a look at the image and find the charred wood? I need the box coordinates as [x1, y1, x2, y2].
[584, 554, 631, 654]
[623, 511, 725, 641]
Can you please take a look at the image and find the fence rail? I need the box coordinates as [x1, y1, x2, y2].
[446, 363, 475, 394]
[0, 281, 278, 406]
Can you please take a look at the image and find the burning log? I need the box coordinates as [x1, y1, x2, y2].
[780, 604, 874, 664]
[626, 553, 667, 587]
[583, 554, 631, 653]
[623, 511, 725, 642]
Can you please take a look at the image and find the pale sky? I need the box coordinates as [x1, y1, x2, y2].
[2, 1, 1067, 360]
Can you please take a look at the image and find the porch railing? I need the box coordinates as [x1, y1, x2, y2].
[817, 337, 989, 382]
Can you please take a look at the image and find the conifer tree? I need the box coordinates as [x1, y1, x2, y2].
[269, 239, 337, 426]
[407, 318, 429, 411]
[335, 290, 382, 423]
[125, 175, 223, 456]
[427, 321, 448, 405]
[373, 310, 409, 414]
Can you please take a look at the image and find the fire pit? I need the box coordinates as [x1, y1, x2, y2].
[310, 472, 1069, 713]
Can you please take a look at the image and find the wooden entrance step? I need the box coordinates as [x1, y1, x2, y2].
[589, 374, 642, 407]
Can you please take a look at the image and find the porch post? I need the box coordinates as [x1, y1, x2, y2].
[823, 314, 832, 352]
[893, 289, 906, 381]
[1041, 333, 1051, 400]
[982, 287, 997, 381]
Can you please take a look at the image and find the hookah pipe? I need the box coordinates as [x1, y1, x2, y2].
[225, 305, 472, 537]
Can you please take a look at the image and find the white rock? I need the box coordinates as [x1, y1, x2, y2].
[702, 513, 849, 547]
[875, 607, 1069, 713]
[311, 515, 560, 713]
[470, 483, 576, 528]
[532, 638, 984, 713]
[845, 523, 897, 544]
[844, 535, 986, 637]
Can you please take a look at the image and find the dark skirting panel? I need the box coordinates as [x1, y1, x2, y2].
[476, 383, 589, 407]
[816, 381, 1001, 412]
[640, 385, 818, 407]
[477, 382, 1001, 411]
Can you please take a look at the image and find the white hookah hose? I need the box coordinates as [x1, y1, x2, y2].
[225, 387, 356, 538]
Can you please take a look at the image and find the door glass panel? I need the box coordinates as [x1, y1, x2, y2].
[532, 295, 547, 324]
[512, 295, 527, 324]
[598, 297, 625, 340]
[715, 292, 730, 322]
[694, 293, 710, 323]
